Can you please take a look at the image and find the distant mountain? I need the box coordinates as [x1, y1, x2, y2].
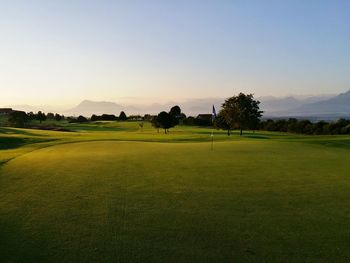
[178, 95, 336, 116]
[259, 97, 304, 113]
[5, 91, 348, 120]
[178, 98, 223, 116]
[65, 100, 134, 116]
[62, 93, 347, 118]
[259, 94, 336, 114]
[286, 90, 350, 117]
[61, 98, 223, 117]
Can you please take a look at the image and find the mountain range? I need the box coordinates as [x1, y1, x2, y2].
[262, 91, 350, 119]
[4, 90, 350, 120]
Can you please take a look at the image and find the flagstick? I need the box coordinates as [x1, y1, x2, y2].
[211, 104, 216, 151]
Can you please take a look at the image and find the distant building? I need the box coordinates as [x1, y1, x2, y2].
[128, 115, 143, 121]
[195, 114, 213, 126]
[0, 108, 14, 115]
[196, 114, 212, 120]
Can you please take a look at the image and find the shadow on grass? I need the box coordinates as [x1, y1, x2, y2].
[243, 134, 270, 139]
[0, 219, 52, 262]
[303, 138, 350, 149]
[0, 128, 45, 137]
[0, 137, 52, 150]
[66, 123, 130, 132]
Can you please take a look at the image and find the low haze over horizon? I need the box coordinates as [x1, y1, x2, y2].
[1, 0, 350, 106]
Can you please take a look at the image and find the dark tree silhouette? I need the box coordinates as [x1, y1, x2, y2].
[36, 111, 47, 123]
[170, 105, 185, 124]
[258, 118, 350, 135]
[46, 113, 55, 119]
[27, 112, 35, 120]
[77, 115, 88, 123]
[54, 113, 63, 121]
[151, 116, 161, 133]
[219, 93, 263, 136]
[156, 111, 178, 134]
[214, 112, 233, 136]
[119, 111, 127, 121]
[101, 114, 118, 121]
[169, 105, 181, 117]
[90, 114, 100, 121]
[8, 111, 28, 128]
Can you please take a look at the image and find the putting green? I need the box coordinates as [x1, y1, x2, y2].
[1, 138, 350, 262]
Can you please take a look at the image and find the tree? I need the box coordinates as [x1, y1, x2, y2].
[156, 111, 178, 134]
[219, 93, 263, 136]
[128, 115, 143, 121]
[36, 111, 47, 123]
[179, 113, 187, 120]
[27, 112, 35, 121]
[46, 113, 55, 119]
[101, 114, 118, 121]
[8, 111, 28, 128]
[91, 114, 100, 121]
[151, 116, 161, 133]
[195, 114, 213, 126]
[77, 115, 88, 123]
[143, 114, 152, 121]
[54, 113, 63, 121]
[119, 111, 127, 121]
[214, 111, 233, 136]
[169, 105, 181, 117]
[183, 116, 195, 125]
[169, 105, 182, 125]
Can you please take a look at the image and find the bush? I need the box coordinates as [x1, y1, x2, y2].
[258, 118, 350, 135]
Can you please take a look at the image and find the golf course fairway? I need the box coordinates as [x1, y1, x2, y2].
[1, 123, 350, 262]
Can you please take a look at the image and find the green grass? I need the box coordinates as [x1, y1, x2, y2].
[1, 122, 350, 262]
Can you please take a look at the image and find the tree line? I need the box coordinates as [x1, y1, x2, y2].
[1, 111, 129, 127]
[149, 94, 263, 135]
[5, 111, 64, 127]
[151, 106, 185, 133]
[214, 93, 262, 136]
[259, 118, 350, 135]
[2, 93, 350, 135]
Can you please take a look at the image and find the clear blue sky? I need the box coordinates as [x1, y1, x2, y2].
[1, 0, 349, 106]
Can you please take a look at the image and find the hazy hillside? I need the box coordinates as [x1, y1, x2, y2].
[65, 100, 137, 116]
[65, 99, 223, 117]
[296, 91, 350, 114]
[4, 91, 348, 119]
[259, 97, 305, 113]
[259, 95, 336, 114]
[285, 90, 350, 116]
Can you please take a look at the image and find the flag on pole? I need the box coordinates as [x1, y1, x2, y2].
[212, 105, 217, 120]
[211, 105, 216, 149]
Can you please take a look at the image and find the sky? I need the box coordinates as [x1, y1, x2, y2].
[1, 0, 350, 106]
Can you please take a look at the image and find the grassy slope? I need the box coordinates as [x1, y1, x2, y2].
[1, 122, 350, 262]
